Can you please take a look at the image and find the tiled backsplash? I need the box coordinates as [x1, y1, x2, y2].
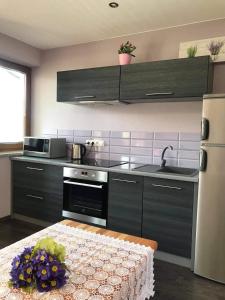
[44, 129, 201, 168]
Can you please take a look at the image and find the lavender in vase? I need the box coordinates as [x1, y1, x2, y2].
[207, 40, 224, 61]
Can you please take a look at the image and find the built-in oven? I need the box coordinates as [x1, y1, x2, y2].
[62, 167, 108, 227]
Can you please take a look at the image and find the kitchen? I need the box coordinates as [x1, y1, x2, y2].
[0, 1, 225, 299]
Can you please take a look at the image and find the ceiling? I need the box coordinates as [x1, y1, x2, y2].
[0, 0, 225, 49]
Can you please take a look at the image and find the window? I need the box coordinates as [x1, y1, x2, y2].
[0, 59, 31, 151]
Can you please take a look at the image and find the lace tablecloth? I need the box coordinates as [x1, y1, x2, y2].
[0, 223, 155, 299]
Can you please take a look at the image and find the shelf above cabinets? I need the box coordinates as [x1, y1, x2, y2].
[57, 56, 213, 104]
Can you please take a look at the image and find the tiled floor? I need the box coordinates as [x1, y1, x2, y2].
[0, 218, 224, 299]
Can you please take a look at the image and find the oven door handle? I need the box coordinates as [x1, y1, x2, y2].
[64, 180, 103, 189]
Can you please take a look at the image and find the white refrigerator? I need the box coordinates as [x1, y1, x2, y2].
[194, 94, 225, 283]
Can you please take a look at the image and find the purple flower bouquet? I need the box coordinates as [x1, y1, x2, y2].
[9, 238, 67, 293]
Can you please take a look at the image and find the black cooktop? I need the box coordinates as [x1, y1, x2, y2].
[67, 159, 127, 168]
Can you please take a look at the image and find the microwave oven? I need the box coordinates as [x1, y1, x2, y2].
[23, 137, 66, 158]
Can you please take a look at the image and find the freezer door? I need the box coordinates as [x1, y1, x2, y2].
[195, 145, 225, 283]
[202, 97, 225, 144]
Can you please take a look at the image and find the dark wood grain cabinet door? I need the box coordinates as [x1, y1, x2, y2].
[143, 177, 194, 257]
[12, 161, 63, 222]
[120, 56, 213, 102]
[57, 66, 120, 102]
[13, 187, 63, 223]
[108, 173, 143, 236]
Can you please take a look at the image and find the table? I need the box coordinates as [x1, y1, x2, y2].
[0, 221, 157, 299]
[61, 220, 158, 251]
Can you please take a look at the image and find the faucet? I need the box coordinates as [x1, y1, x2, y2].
[161, 145, 173, 168]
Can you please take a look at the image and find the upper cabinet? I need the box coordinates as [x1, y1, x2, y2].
[57, 65, 120, 103]
[57, 56, 213, 104]
[120, 56, 213, 103]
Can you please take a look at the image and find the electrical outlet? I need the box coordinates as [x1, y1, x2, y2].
[94, 139, 104, 147]
[86, 139, 104, 147]
[86, 139, 94, 146]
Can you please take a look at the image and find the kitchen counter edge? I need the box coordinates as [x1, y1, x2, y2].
[11, 156, 199, 183]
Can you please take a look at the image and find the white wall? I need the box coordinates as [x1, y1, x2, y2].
[0, 32, 40, 66]
[0, 34, 40, 218]
[0, 157, 11, 218]
[31, 18, 225, 135]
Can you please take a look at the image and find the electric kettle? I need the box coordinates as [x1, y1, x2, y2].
[71, 143, 86, 160]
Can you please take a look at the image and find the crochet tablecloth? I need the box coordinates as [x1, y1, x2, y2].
[0, 223, 155, 299]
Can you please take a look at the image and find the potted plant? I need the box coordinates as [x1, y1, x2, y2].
[118, 41, 136, 65]
[207, 40, 224, 61]
[187, 45, 197, 58]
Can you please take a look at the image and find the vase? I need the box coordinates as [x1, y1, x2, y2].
[119, 53, 132, 65]
[211, 54, 218, 61]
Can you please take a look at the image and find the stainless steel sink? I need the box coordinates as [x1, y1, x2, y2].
[133, 164, 198, 176]
[156, 166, 197, 176]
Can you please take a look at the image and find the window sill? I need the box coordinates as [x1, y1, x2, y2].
[0, 151, 23, 158]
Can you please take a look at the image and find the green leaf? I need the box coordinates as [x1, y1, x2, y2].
[32, 237, 66, 263]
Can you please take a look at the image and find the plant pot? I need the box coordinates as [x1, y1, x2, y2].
[119, 53, 132, 65]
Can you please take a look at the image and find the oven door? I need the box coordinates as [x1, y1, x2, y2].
[63, 178, 107, 225]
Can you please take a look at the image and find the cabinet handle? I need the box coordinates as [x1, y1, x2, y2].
[72, 204, 101, 212]
[64, 180, 103, 189]
[26, 167, 44, 171]
[26, 194, 44, 200]
[73, 96, 96, 99]
[151, 183, 182, 190]
[112, 178, 137, 184]
[145, 92, 174, 96]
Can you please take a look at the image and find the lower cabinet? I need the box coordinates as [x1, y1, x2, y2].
[107, 173, 143, 236]
[12, 161, 63, 223]
[142, 177, 194, 258]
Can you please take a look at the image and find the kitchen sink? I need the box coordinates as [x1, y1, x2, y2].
[156, 166, 197, 176]
[133, 164, 197, 176]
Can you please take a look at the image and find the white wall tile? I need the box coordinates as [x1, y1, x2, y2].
[131, 139, 153, 147]
[110, 146, 130, 154]
[110, 138, 130, 146]
[110, 154, 130, 162]
[73, 137, 88, 144]
[111, 131, 130, 138]
[92, 146, 109, 153]
[57, 129, 74, 136]
[131, 131, 154, 139]
[155, 132, 179, 140]
[130, 156, 153, 164]
[178, 150, 199, 160]
[74, 130, 92, 137]
[92, 130, 110, 138]
[178, 159, 199, 169]
[179, 132, 201, 141]
[130, 147, 153, 156]
[179, 141, 200, 151]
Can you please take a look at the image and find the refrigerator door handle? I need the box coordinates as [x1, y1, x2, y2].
[201, 118, 209, 140]
[199, 148, 207, 172]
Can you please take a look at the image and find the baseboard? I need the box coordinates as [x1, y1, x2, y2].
[0, 215, 11, 222]
[12, 214, 52, 228]
[155, 250, 191, 268]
